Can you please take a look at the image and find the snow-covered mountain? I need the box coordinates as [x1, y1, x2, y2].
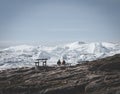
[0, 42, 120, 70]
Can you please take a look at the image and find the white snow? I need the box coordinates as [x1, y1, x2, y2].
[0, 42, 120, 70]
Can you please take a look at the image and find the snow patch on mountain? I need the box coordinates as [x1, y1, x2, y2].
[0, 42, 120, 70]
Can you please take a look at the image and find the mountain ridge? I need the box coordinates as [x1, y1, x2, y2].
[0, 41, 120, 69]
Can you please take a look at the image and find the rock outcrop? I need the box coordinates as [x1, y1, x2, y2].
[0, 54, 120, 94]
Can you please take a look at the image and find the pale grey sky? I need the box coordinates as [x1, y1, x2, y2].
[0, 0, 120, 45]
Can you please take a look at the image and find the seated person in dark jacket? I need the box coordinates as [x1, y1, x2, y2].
[57, 59, 61, 66]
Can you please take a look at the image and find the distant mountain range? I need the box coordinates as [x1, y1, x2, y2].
[0, 41, 120, 70]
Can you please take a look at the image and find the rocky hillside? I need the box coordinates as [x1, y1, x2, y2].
[0, 54, 120, 94]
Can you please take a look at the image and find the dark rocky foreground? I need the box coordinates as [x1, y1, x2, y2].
[0, 54, 120, 94]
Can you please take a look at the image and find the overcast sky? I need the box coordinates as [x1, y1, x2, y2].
[0, 0, 120, 45]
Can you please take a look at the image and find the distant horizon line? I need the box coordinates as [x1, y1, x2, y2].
[0, 40, 120, 49]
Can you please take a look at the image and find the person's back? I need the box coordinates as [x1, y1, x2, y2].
[62, 60, 66, 65]
[57, 59, 61, 66]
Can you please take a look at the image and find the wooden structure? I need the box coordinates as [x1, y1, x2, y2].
[34, 58, 48, 67]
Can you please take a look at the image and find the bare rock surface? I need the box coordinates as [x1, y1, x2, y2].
[0, 54, 120, 94]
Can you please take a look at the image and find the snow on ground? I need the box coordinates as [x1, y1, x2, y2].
[0, 41, 120, 70]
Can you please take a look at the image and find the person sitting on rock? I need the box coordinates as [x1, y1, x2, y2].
[62, 60, 66, 65]
[57, 59, 61, 66]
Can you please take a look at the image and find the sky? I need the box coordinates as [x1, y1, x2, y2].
[0, 0, 120, 46]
